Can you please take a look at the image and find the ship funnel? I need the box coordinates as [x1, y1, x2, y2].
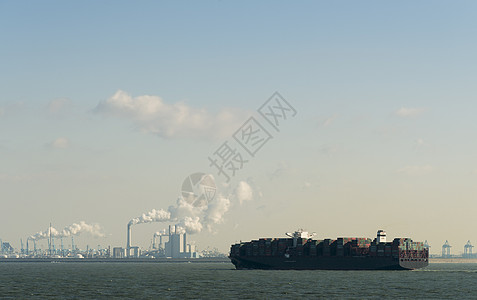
[377, 230, 386, 243]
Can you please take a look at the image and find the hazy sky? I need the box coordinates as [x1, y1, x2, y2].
[1, 1, 477, 254]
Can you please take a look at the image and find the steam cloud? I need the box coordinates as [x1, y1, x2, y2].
[128, 209, 171, 226]
[128, 175, 258, 235]
[177, 216, 203, 234]
[29, 221, 105, 241]
[128, 195, 230, 235]
[235, 181, 253, 205]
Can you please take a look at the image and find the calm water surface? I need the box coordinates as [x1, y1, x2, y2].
[1, 262, 476, 299]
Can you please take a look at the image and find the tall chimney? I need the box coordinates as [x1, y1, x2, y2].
[183, 233, 187, 255]
[127, 223, 132, 257]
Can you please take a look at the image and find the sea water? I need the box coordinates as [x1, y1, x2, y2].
[1, 262, 476, 299]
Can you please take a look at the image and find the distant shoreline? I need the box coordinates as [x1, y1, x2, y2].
[430, 258, 477, 263]
[0, 257, 231, 263]
[1, 257, 476, 264]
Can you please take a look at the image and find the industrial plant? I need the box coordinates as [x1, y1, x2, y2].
[0, 222, 212, 260]
[1, 228, 476, 261]
[0, 235, 110, 259]
[115, 224, 200, 259]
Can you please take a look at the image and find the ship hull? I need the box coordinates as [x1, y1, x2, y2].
[230, 255, 428, 270]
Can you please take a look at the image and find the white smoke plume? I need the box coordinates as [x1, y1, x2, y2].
[128, 208, 171, 226]
[29, 221, 105, 241]
[204, 195, 231, 225]
[128, 174, 253, 234]
[235, 181, 253, 205]
[168, 197, 205, 221]
[178, 216, 203, 234]
[129, 195, 230, 235]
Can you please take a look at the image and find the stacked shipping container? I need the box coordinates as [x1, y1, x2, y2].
[230, 236, 427, 260]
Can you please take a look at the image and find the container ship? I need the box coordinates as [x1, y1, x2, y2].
[229, 230, 428, 270]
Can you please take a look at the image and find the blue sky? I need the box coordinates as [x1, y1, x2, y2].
[1, 1, 477, 254]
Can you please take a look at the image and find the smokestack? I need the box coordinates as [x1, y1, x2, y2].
[183, 233, 187, 255]
[169, 225, 174, 258]
[127, 223, 132, 257]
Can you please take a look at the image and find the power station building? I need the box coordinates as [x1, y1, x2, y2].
[126, 224, 199, 258]
[164, 225, 199, 258]
[113, 247, 126, 258]
[164, 226, 199, 258]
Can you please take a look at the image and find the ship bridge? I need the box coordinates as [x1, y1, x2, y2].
[286, 229, 315, 247]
